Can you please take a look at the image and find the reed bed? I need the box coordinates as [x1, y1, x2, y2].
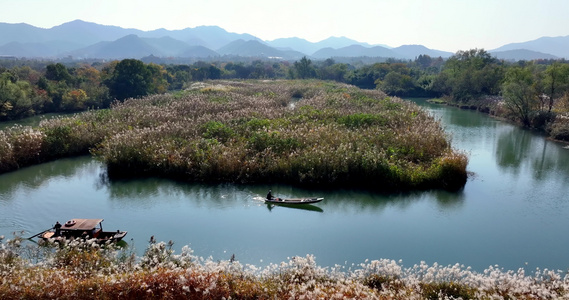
[1, 235, 567, 299]
[0, 80, 468, 190]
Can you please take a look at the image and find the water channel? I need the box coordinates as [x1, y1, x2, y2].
[1, 99, 568, 272]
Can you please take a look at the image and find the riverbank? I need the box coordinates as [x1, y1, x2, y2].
[1, 236, 567, 299]
[427, 96, 569, 143]
[0, 80, 467, 191]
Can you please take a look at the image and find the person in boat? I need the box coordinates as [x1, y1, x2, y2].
[53, 221, 62, 237]
[267, 189, 274, 200]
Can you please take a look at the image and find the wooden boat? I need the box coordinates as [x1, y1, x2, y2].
[40, 218, 127, 244]
[265, 197, 323, 205]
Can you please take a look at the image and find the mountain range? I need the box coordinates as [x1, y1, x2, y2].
[0, 20, 567, 61]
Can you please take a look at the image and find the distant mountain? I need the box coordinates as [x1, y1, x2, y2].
[315, 36, 380, 51]
[142, 36, 193, 57]
[48, 20, 140, 47]
[266, 36, 386, 55]
[138, 25, 261, 50]
[392, 45, 453, 59]
[266, 37, 319, 55]
[0, 22, 47, 44]
[0, 20, 259, 59]
[70, 34, 162, 59]
[312, 44, 453, 60]
[0, 41, 50, 57]
[0, 40, 81, 57]
[177, 46, 219, 58]
[0, 19, 567, 61]
[218, 40, 304, 59]
[313, 45, 397, 59]
[490, 49, 558, 61]
[491, 35, 569, 59]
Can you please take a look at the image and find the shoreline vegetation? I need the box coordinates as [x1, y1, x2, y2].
[3, 54, 569, 145]
[426, 96, 569, 144]
[1, 235, 568, 299]
[0, 80, 467, 191]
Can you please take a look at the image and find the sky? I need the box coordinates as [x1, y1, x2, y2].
[1, 0, 569, 52]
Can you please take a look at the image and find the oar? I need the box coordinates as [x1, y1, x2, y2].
[26, 227, 53, 240]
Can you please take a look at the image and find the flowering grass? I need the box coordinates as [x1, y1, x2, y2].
[0, 80, 468, 191]
[1, 234, 567, 299]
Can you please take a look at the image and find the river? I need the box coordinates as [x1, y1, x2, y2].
[1, 99, 568, 272]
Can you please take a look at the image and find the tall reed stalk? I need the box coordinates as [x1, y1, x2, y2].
[1, 80, 468, 190]
[1, 234, 566, 299]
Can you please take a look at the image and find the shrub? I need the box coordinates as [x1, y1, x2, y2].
[41, 124, 74, 157]
[201, 120, 234, 142]
[338, 113, 387, 128]
[530, 110, 556, 130]
[421, 281, 477, 299]
[550, 114, 569, 141]
[248, 131, 301, 153]
[0, 126, 44, 171]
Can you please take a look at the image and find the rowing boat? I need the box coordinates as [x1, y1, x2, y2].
[39, 218, 127, 244]
[265, 197, 323, 205]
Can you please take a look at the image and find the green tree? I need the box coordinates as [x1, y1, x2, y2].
[45, 63, 73, 83]
[146, 63, 170, 94]
[376, 71, 415, 96]
[434, 49, 504, 101]
[0, 72, 35, 119]
[76, 65, 110, 108]
[45, 81, 70, 112]
[225, 62, 252, 79]
[415, 54, 433, 69]
[317, 60, 349, 82]
[502, 66, 538, 127]
[61, 89, 88, 111]
[190, 63, 221, 81]
[208, 65, 221, 79]
[294, 56, 316, 79]
[166, 65, 192, 89]
[105, 59, 152, 101]
[543, 62, 569, 112]
[346, 63, 391, 89]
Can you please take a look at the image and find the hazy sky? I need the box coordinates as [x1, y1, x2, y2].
[2, 0, 568, 52]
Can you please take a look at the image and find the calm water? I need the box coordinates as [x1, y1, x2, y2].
[1, 100, 568, 272]
[0, 112, 75, 130]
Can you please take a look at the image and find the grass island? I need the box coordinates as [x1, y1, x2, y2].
[1, 80, 468, 191]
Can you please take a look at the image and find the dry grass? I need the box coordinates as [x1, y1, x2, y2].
[1, 235, 567, 299]
[0, 80, 468, 190]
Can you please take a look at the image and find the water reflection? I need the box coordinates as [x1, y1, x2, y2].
[95, 165, 254, 207]
[408, 99, 490, 128]
[495, 128, 532, 174]
[0, 112, 76, 130]
[265, 203, 324, 213]
[0, 157, 100, 201]
[427, 189, 466, 210]
[444, 108, 489, 128]
[413, 97, 569, 187]
[1, 154, 466, 216]
[318, 188, 465, 213]
[531, 141, 566, 181]
[495, 126, 569, 183]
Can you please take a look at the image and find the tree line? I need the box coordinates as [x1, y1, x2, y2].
[2, 52, 569, 141]
[0, 55, 443, 121]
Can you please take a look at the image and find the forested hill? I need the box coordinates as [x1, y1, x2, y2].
[3, 19, 563, 61]
[0, 19, 452, 60]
